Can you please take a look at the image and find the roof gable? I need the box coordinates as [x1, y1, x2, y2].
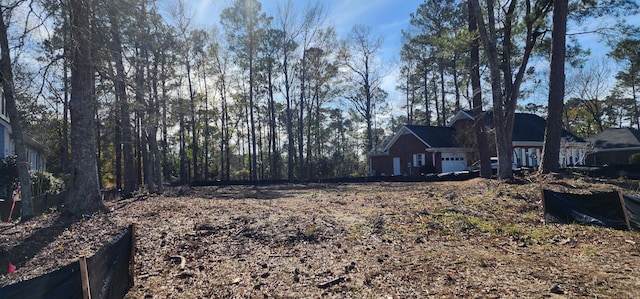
[378, 125, 460, 153]
[587, 128, 640, 149]
[446, 110, 474, 127]
[404, 125, 459, 148]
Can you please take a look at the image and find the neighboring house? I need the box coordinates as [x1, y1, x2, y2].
[0, 95, 46, 172]
[369, 111, 587, 176]
[585, 128, 640, 165]
[448, 110, 587, 168]
[369, 125, 469, 176]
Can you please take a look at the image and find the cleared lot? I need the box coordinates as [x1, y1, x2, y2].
[1, 176, 639, 298]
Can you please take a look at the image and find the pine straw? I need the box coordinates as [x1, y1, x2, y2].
[1, 175, 639, 298]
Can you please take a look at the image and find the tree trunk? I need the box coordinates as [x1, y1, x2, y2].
[432, 77, 439, 125]
[137, 49, 154, 192]
[114, 103, 121, 190]
[95, 106, 103, 190]
[135, 111, 142, 186]
[365, 71, 373, 155]
[217, 67, 229, 181]
[202, 64, 210, 181]
[471, 0, 510, 179]
[62, 31, 70, 174]
[405, 62, 413, 125]
[468, 0, 491, 179]
[179, 98, 188, 184]
[298, 51, 307, 180]
[161, 63, 170, 181]
[471, 0, 543, 180]
[452, 54, 461, 112]
[186, 61, 198, 181]
[632, 73, 638, 129]
[136, 2, 156, 192]
[422, 61, 430, 125]
[0, 11, 33, 220]
[66, 0, 105, 215]
[438, 58, 446, 125]
[249, 48, 257, 182]
[282, 36, 295, 181]
[540, 0, 568, 174]
[150, 54, 163, 193]
[108, 5, 135, 197]
[267, 62, 278, 179]
[306, 86, 313, 179]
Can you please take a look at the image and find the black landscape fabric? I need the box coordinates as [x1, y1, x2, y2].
[0, 261, 83, 299]
[0, 225, 133, 299]
[622, 194, 640, 230]
[88, 225, 133, 299]
[543, 189, 633, 230]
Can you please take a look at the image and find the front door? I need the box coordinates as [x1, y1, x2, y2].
[393, 157, 401, 176]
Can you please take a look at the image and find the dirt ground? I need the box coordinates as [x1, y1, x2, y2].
[1, 174, 639, 298]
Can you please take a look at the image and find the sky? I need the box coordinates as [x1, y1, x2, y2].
[161, 0, 640, 123]
[160, 0, 422, 116]
[187, 0, 421, 59]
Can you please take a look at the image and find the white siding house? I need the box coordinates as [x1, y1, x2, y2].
[0, 94, 47, 171]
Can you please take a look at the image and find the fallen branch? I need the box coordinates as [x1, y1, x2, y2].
[138, 272, 159, 279]
[317, 276, 345, 289]
[494, 244, 524, 256]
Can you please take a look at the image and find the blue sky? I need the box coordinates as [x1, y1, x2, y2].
[167, 0, 639, 120]
[172, 0, 422, 113]
[188, 0, 421, 58]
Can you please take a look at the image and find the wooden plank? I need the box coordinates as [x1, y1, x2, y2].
[540, 187, 547, 224]
[617, 190, 633, 231]
[79, 255, 92, 299]
[130, 223, 137, 287]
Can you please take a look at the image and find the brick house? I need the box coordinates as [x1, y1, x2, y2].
[585, 128, 640, 165]
[369, 111, 587, 176]
[369, 125, 469, 176]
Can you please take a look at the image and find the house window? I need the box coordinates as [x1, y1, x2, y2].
[0, 125, 3, 158]
[413, 153, 425, 167]
[1, 92, 6, 118]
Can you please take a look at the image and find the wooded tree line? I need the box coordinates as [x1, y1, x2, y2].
[1, 0, 638, 215]
[9, 0, 388, 203]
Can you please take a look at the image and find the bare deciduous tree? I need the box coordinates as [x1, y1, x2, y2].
[339, 24, 388, 171]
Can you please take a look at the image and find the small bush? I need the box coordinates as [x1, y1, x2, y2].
[629, 153, 640, 165]
[232, 168, 250, 180]
[0, 155, 65, 197]
[0, 156, 18, 198]
[31, 171, 66, 196]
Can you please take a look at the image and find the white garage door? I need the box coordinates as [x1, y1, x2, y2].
[441, 153, 467, 173]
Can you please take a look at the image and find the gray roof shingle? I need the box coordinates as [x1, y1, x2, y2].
[586, 128, 640, 149]
[483, 112, 584, 142]
[404, 125, 459, 148]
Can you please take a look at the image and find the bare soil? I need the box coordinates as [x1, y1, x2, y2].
[1, 174, 639, 298]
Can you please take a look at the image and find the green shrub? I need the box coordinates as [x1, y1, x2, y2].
[232, 168, 250, 180]
[629, 153, 640, 165]
[0, 156, 18, 198]
[0, 155, 65, 197]
[30, 171, 65, 196]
